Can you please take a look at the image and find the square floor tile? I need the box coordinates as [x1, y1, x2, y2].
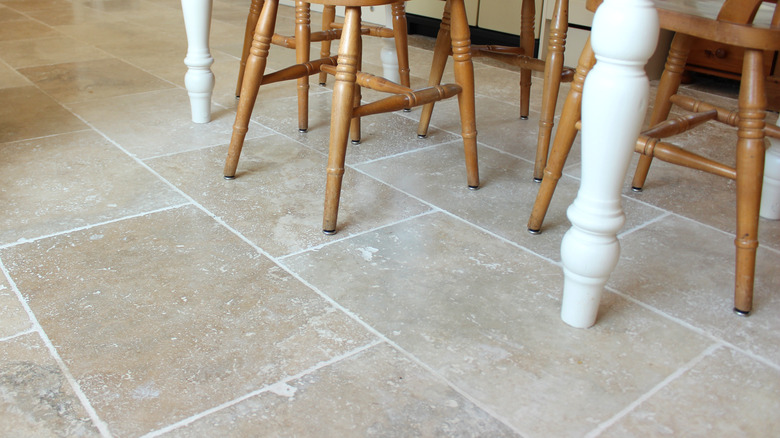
[0, 130, 186, 245]
[147, 134, 431, 256]
[283, 212, 712, 437]
[0, 273, 29, 339]
[168, 343, 519, 437]
[0, 86, 87, 143]
[0, 332, 101, 436]
[1, 205, 377, 436]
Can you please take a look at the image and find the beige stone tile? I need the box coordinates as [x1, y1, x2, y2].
[147, 134, 431, 256]
[0, 63, 30, 89]
[0, 5, 25, 22]
[0, 0, 73, 12]
[1, 206, 377, 436]
[0, 36, 107, 69]
[357, 141, 665, 261]
[253, 92, 461, 164]
[0, 18, 58, 41]
[0, 273, 30, 339]
[607, 214, 780, 367]
[69, 88, 251, 159]
[0, 86, 87, 143]
[282, 212, 712, 437]
[0, 332, 100, 436]
[0, 131, 186, 245]
[53, 19, 161, 49]
[25, 4, 120, 26]
[18, 58, 175, 105]
[169, 343, 519, 437]
[600, 347, 780, 437]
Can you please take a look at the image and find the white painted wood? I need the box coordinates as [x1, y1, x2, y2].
[760, 117, 780, 220]
[559, 0, 659, 328]
[381, 5, 400, 83]
[181, 0, 215, 124]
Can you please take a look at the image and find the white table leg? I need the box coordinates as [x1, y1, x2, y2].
[380, 4, 400, 83]
[181, 0, 215, 124]
[760, 117, 780, 220]
[559, 0, 659, 328]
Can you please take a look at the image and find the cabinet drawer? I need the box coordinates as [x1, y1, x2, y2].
[686, 37, 774, 79]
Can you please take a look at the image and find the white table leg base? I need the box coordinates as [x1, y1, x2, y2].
[760, 118, 780, 220]
[559, 0, 659, 328]
[380, 5, 400, 83]
[181, 0, 215, 124]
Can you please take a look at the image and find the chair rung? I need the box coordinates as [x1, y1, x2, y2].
[262, 56, 338, 85]
[330, 22, 395, 38]
[642, 110, 717, 139]
[272, 29, 342, 49]
[671, 94, 780, 140]
[635, 135, 737, 180]
[353, 84, 462, 119]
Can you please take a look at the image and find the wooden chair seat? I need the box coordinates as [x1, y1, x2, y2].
[224, 0, 478, 234]
[528, 0, 779, 316]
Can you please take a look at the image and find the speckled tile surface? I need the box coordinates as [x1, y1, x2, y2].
[1, 0, 778, 436]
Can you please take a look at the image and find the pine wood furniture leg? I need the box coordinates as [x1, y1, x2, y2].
[323, 6, 361, 234]
[318, 5, 336, 85]
[533, 0, 568, 181]
[450, 0, 479, 189]
[295, 1, 312, 132]
[527, 39, 595, 233]
[181, 0, 215, 124]
[417, 0, 452, 138]
[392, 1, 411, 88]
[518, 0, 536, 120]
[630, 33, 694, 191]
[224, 0, 278, 178]
[560, 0, 659, 328]
[236, 0, 264, 97]
[350, 23, 363, 145]
[733, 48, 767, 315]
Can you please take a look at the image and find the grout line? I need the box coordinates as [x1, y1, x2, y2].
[605, 285, 780, 372]
[617, 211, 672, 239]
[141, 339, 384, 437]
[0, 259, 113, 437]
[0, 203, 192, 250]
[584, 343, 722, 438]
[0, 327, 36, 343]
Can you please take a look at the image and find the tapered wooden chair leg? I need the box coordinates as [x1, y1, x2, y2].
[449, 0, 479, 188]
[392, 2, 411, 88]
[533, 0, 568, 181]
[518, 0, 536, 120]
[417, 1, 452, 138]
[225, 0, 278, 178]
[323, 7, 361, 234]
[350, 23, 363, 145]
[527, 39, 595, 233]
[733, 49, 767, 316]
[318, 5, 336, 85]
[295, 2, 312, 132]
[236, 0, 264, 97]
[631, 33, 694, 191]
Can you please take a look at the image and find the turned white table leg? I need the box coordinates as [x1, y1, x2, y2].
[760, 117, 780, 220]
[380, 4, 400, 83]
[560, 0, 659, 328]
[181, 0, 215, 124]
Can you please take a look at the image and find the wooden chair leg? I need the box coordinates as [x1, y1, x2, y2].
[225, 0, 278, 178]
[323, 6, 361, 234]
[392, 1, 411, 88]
[417, 1, 452, 138]
[350, 24, 363, 145]
[527, 39, 595, 233]
[631, 33, 694, 191]
[733, 49, 767, 316]
[318, 5, 336, 85]
[295, 1, 312, 132]
[533, 0, 568, 181]
[518, 0, 535, 120]
[449, 0, 479, 188]
[236, 0, 264, 97]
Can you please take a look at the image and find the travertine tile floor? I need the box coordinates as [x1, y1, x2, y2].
[1, 0, 778, 436]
